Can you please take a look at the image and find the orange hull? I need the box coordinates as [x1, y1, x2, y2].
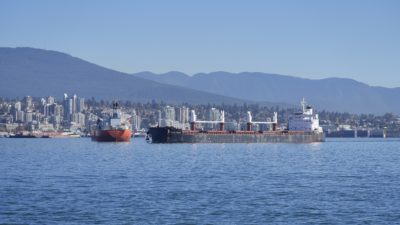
[91, 129, 132, 142]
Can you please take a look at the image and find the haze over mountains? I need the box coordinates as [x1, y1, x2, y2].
[1, 47, 399, 114]
[0, 47, 250, 105]
[134, 71, 400, 114]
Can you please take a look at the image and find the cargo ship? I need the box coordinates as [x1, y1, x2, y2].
[147, 99, 325, 143]
[91, 102, 132, 142]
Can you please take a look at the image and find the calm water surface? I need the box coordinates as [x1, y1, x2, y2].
[1, 138, 400, 224]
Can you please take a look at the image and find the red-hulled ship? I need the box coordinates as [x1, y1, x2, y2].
[91, 102, 132, 142]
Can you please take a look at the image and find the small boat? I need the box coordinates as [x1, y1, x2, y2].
[133, 132, 147, 138]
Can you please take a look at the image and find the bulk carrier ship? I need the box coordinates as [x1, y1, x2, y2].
[147, 99, 325, 143]
[91, 102, 132, 142]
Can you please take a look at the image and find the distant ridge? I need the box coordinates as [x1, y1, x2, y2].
[1, 47, 400, 114]
[0, 47, 254, 105]
[133, 71, 400, 114]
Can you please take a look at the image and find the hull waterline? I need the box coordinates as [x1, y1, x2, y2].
[91, 129, 132, 142]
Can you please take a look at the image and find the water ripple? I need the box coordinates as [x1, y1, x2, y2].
[0, 138, 400, 224]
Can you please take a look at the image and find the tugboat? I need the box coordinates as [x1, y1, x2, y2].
[91, 102, 132, 142]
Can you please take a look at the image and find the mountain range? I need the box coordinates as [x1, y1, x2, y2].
[1, 47, 399, 114]
[0, 47, 250, 105]
[133, 71, 400, 114]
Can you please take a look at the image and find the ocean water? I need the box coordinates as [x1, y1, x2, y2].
[0, 138, 399, 224]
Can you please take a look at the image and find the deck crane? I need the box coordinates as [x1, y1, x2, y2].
[189, 109, 225, 131]
[245, 111, 278, 131]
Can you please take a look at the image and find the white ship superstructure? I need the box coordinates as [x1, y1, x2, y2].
[288, 99, 323, 133]
[92, 102, 132, 142]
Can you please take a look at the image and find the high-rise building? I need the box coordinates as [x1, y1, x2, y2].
[77, 97, 85, 112]
[48, 103, 56, 116]
[24, 96, 33, 111]
[63, 93, 69, 120]
[72, 94, 77, 114]
[55, 104, 62, 118]
[43, 104, 50, 117]
[131, 110, 141, 131]
[16, 111, 24, 123]
[11, 102, 23, 123]
[68, 98, 73, 115]
[25, 112, 33, 123]
[40, 98, 50, 117]
[208, 108, 222, 129]
[14, 101, 21, 112]
[72, 112, 85, 127]
[63, 93, 73, 123]
[160, 106, 179, 127]
[47, 96, 55, 105]
[51, 115, 62, 129]
[208, 108, 221, 121]
[52, 104, 63, 130]
[177, 106, 189, 124]
[164, 106, 175, 121]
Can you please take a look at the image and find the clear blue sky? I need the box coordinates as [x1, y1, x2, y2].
[1, 0, 399, 87]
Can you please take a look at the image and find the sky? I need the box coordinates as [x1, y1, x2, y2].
[1, 0, 399, 87]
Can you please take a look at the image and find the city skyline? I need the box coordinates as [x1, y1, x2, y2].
[1, 92, 399, 138]
[1, 0, 399, 87]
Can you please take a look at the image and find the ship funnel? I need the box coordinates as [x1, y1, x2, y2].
[189, 110, 197, 123]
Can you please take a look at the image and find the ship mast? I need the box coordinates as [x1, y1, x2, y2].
[301, 97, 306, 113]
[112, 101, 119, 119]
